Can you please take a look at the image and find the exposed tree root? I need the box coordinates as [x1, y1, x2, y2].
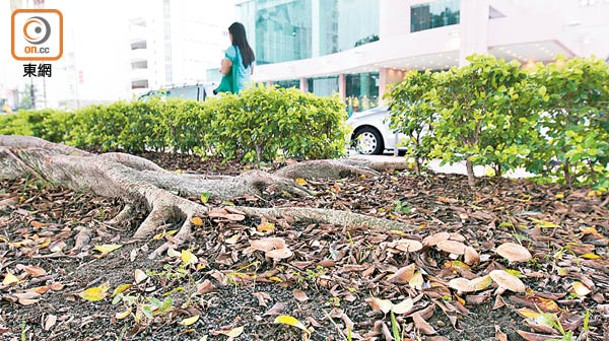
[0, 135, 412, 257]
[236, 206, 410, 231]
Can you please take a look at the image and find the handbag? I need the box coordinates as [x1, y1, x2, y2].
[213, 45, 241, 95]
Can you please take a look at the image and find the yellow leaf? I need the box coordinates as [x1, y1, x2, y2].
[530, 219, 560, 228]
[112, 284, 132, 297]
[181, 250, 198, 266]
[588, 190, 602, 198]
[153, 231, 166, 240]
[94, 244, 123, 254]
[504, 269, 523, 278]
[471, 275, 493, 291]
[555, 193, 565, 199]
[580, 253, 601, 259]
[484, 167, 496, 177]
[408, 270, 424, 290]
[200, 192, 211, 204]
[115, 307, 132, 320]
[274, 315, 310, 334]
[2, 271, 20, 286]
[257, 220, 276, 233]
[191, 217, 204, 226]
[572, 282, 591, 296]
[179, 315, 200, 326]
[517, 308, 542, 319]
[225, 234, 240, 245]
[218, 326, 244, 338]
[79, 287, 108, 302]
[269, 276, 283, 282]
[295, 178, 307, 186]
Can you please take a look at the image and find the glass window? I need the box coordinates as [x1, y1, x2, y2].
[274, 79, 300, 89]
[345, 72, 379, 115]
[307, 76, 338, 97]
[239, 0, 379, 63]
[167, 86, 199, 100]
[245, 0, 313, 65]
[411, 0, 460, 33]
[319, 0, 379, 55]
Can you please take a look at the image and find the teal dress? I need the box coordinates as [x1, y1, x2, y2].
[214, 45, 253, 94]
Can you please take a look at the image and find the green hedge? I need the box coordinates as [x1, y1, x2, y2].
[386, 55, 609, 187]
[0, 85, 348, 164]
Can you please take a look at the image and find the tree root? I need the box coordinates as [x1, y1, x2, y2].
[0, 135, 412, 257]
[236, 206, 412, 231]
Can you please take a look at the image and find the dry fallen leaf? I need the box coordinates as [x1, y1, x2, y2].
[217, 326, 244, 340]
[366, 297, 393, 314]
[393, 239, 423, 253]
[265, 248, 293, 260]
[264, 302, 286, 316]
[495, 242, 532, 262]
[16, 264, 47, 278]
[293, 289, 309, 302]
[409, 270, 424, 290]
[489, 270, 526, 293]
[78, 286, 108, 302]
[275, 315, 310, 334]
[387, 264, 416, 284]
[134, 269, 148, 284]
[94, 244, 123, 255]
[448, 278, 475, 293]
[392, 298, 414, 314]
[197, 279, 216, 295]
[257, 219, 276, 233]
[2, 271, 19, 286]
[412, 312, 436, 335]
[178, 315, 199, 326]
[44, 314, 57, 331]
[246, 238, 286, 252]
[423, 232, 450, 247]
[464, 246, 480, 265]
[436, 240, 467, 255]
[115, 307, 132, 320]
[572, 282, 591, 297]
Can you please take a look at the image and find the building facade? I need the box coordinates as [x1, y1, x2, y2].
[238, 0, 609, 113]
[127, 0, 235, 95]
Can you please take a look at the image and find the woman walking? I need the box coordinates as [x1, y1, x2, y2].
[214, 22, 256, 94]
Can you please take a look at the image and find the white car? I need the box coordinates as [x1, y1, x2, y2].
[347, 106, 406, 155]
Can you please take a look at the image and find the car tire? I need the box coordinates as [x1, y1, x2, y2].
[353, 127, 384, 155]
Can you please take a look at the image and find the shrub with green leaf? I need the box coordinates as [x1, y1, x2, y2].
[385, 70, 437, 174]
[386, 54, 609, 188]
[0, 85, 348, 164]
[526, 56, 609, 186]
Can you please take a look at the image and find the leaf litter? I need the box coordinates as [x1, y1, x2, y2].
[1, 156, 609, 340]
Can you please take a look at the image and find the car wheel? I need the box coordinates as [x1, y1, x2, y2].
[353, 127, 384, 155]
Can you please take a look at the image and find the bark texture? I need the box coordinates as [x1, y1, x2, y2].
[0, 135, 413, 257]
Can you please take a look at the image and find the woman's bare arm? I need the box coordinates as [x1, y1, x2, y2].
[220, 58, 232, 75]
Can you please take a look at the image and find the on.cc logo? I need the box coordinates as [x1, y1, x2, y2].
[23, 16, 52, 45]
[11, 9, 63, 61]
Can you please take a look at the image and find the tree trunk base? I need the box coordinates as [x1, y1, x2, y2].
[1, 136, 413, 257]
